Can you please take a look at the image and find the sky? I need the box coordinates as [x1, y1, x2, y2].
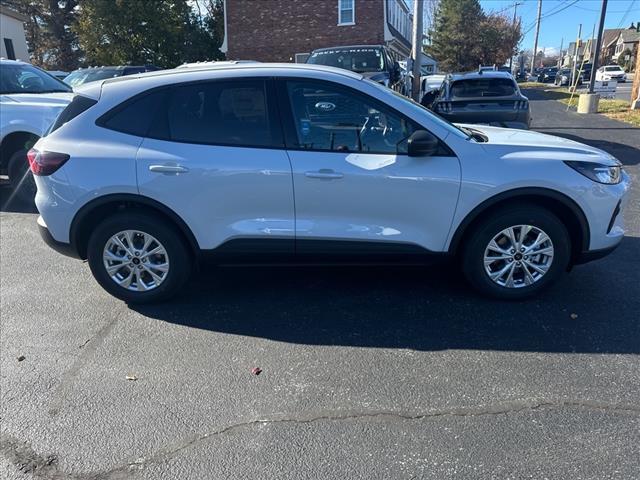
[478, 0, 639, 55]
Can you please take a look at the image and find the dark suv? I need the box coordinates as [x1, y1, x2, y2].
[63, 65, 161, 88]
[306, 45, 402, 90]
[431, 71, 530, 129]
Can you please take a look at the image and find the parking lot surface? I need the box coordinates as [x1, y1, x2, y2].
[1, 91, 639, 479]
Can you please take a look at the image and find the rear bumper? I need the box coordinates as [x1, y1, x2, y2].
[443, 112, 530, 129]
[37, 216, 79, 259]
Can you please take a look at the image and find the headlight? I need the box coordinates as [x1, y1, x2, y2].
[565, 161, 622, 184]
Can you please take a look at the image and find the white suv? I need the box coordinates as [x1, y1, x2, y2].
[1, 59, 73, 201]
[32, 64, 630, 303]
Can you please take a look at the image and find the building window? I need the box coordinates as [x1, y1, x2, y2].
[338, 0, 354, 25]
[4, 39, 16, 60]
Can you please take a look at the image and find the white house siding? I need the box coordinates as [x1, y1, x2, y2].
[0, 9, 29, 62]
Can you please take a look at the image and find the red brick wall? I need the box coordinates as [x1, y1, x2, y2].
[226, 0, 385, 62]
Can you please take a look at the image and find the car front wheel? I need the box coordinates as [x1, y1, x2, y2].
[462, 205, 570, 299]
[87, 213, 191, 303]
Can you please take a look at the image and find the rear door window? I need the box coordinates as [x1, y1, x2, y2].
[150, 79, 281, 148]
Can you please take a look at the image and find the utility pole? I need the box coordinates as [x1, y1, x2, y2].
[530, 0, 542, 75]
[631, 45, 640, 109]
[411, 0, 424, 102]
[558, 37, 563, 68]
[508, 2, 522, 71]
[571, 24, 582, 88]
[588, 0, 608, 93]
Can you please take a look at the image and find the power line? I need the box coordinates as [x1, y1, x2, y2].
[616, 0, 636, 29]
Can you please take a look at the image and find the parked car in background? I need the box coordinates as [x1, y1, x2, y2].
[0, 59, 73, 202]
[306, 45, 402, 90]
[419, 74, 446, 108]
[555, 69, 582, 87]
[47, 70, 68, 81]
[32, 63, 628, 303]
[595, 65, 627, 82]
[537, 67, 558, 83]
[63, 65, 161, 88]
[432, 71, 530, 129]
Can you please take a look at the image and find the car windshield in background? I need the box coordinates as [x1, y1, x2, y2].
[64, 69, 124, 87]
[0, 63, 71, 94]
[450, 78, 517, 98]
[307, 48, 385, 73]
[604, 66, 623, 72]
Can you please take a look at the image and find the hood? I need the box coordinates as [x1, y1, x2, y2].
[461, 124, 619, 166]
[362, 71, 389, 83]
[1, 92, 73, 107]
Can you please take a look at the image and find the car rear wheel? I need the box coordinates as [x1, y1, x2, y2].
[8, 149, 37, 204]
[87, 213, 191, 303]
[462, 205, 570, 299]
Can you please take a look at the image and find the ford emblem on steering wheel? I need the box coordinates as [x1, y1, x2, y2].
[315, 101, 336, 112]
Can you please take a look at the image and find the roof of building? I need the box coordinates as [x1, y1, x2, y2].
[618, 29, 640, 43]
[603, 28, 625, 48]
[0, 5, 28, 22]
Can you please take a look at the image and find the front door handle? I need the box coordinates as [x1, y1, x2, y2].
[304, 169, 344, 180]
[149, 164, 189, 174]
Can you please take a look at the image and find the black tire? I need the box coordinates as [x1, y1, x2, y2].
[461, 205, 570, 300]
[8, 149, 37, 204]
[87, 212, 192, 304]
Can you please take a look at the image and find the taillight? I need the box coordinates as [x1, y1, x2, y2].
[436, 101, 452, 113]
[27, 149, 70, 176]
[514, 100, 528, 110]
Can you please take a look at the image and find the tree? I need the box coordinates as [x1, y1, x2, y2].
[427, 0, 522, 72]
[2, 0, 81, 70]
[477, 13, 522, 67]
[427, 0, 484, 72]
[74, 0, 223, 69]
[618, 48, 633, 70]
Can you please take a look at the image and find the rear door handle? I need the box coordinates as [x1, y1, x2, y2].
[149, 165, 189, 174]
[304, 169, 344, 180]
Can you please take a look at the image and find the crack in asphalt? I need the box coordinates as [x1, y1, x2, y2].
[4, 399, 634, 479]
[47, 317, 119, 417]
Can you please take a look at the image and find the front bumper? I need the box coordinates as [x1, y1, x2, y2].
[574, 244, 620, 265]
[37, 216, 80, 259]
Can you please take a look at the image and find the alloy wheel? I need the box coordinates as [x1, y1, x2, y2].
[483, 225, 554, 288]
[103, 230, 170, 291]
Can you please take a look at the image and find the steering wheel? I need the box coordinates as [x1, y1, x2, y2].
[359, 114, 396, 149]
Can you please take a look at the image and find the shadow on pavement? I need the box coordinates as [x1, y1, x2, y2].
[133, 236, 640, 355]
[0, 184, 38, 214]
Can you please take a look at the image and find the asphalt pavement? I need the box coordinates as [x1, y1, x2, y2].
[1, 92, 639, 479]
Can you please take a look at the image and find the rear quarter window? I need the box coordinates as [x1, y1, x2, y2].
[48, 95, 98, 134]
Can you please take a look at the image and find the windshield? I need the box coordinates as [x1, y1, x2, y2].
[307, 48, 385, 73]
[450, 78, 516, 98]
[604, 66, 623, 72]
[373, 80, 470, 140]
[0, 63, 71, 94]
[64, 68, 124, 87]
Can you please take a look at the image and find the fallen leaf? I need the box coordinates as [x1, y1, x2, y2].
[125, 374, 138, 381]
[251, 367, 262, 376]
[17, 355, 25, 362]
[570, 313, 578, 320]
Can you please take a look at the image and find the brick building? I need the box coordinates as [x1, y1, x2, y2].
[220, 0, 413, 63]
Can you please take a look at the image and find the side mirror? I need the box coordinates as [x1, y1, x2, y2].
[407, 130, 439, 157]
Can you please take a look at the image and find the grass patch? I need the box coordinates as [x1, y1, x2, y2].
[601, 110, 640, 127]
[517, 81, 546, 88]
[529, 87, 636, 125]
